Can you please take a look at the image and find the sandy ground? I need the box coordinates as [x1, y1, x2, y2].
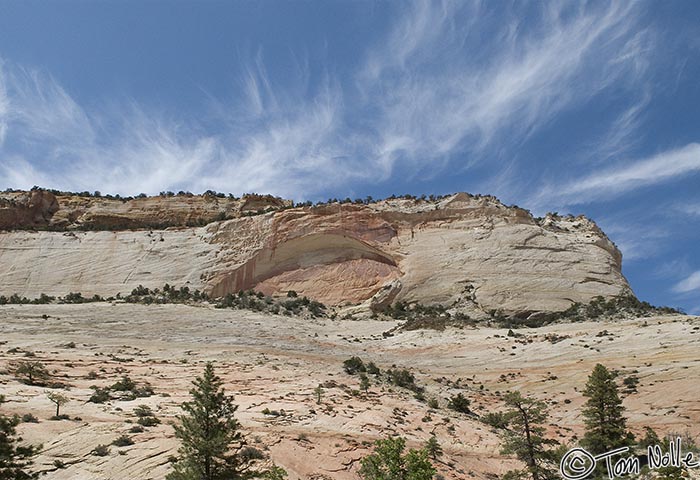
[0, 303, 698, 479]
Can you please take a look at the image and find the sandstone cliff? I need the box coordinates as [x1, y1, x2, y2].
[0, 190, 290, 230]
[0, 190, 631, 315]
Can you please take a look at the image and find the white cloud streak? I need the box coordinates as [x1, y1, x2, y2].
[0, 2, 657, 199]
[0, 61, 360, 198]
[586, 91, 651, 167]
[673, 271, 700, 294]
[534, 143, 700, 208]
[676, 202, 700, 216]
[361, 1, 649, 173]
[0, 67, 218, 194]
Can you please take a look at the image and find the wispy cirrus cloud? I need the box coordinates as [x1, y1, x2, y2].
[0, 65, 218, 195]
[666, 266, 700, 316]
[196, 75, 362, 196]
[6, 66, 95, 148]
[585, 91, 651, 167]
[360, 1, 650, 173]
[0, 58, 360, 198]
[532, 143, 700, 209]
[0, 2, 658, 199]
[675, 202, 700, 216]
[673, 271, 700, 294]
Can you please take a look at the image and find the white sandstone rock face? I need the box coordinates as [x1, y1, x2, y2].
[0, 192, 630, 314]
[0, 229, 219, 296]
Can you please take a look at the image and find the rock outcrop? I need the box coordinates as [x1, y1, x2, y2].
[0, 190, 290, 230]
[0, 190, 60, 229]
[0, 190, 631, 315]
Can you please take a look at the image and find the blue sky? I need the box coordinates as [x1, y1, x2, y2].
[0, 1, 699, 313]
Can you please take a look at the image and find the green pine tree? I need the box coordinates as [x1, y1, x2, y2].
[167, 363, 243, 480]
[313, 384, 324, 404]
[581, 364, 633, 455]
[0, 396, 40, 480]
[359, 436, 436, 480]
[501, 391, 560, 480]
[425, 436, 442, 460]
[359, 373, 370, 393]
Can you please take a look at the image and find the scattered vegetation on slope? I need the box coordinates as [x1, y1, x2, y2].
[375, 294, 684, 332]
[498, 294, 684, 328]
[214, 290, 327, 318]
[379, 302, 474, 331]
[562, 294, 682, 319]
[343, 356, 425, 399]
[124, 284, 208, 304]
[0, 285, 328, 318]
[0, 292, 107, 305]
[2, 325, 699, 480]
[88, 375, 155, 403]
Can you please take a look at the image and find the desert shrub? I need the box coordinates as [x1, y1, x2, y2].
[238, 445, 265, 462]
[105, 376, 154, 399]
[137, 416, 161, 427]
[343, 356, 366, 375]
[49, 414, 70, 421]
[112, 435, 134, 447]
[623, 375, 640, 393]
[134, 384, 155, 398]
[448, 393, 471, 414]
[88, 387, 111, 404]
[366, 361, 381, 375]
[482, 411, 509, 429]
[92, 444, 110, 456]
[14, 360, 50, 385]
[111, 376, 136, 392]
[129, 425, 145, 433]
[33, 293, 55, 304]
[21, 413, 39, 423]
[386, 368, 423, 393]
[2, 294, 31, 304]
[133, 405, 154, 417]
